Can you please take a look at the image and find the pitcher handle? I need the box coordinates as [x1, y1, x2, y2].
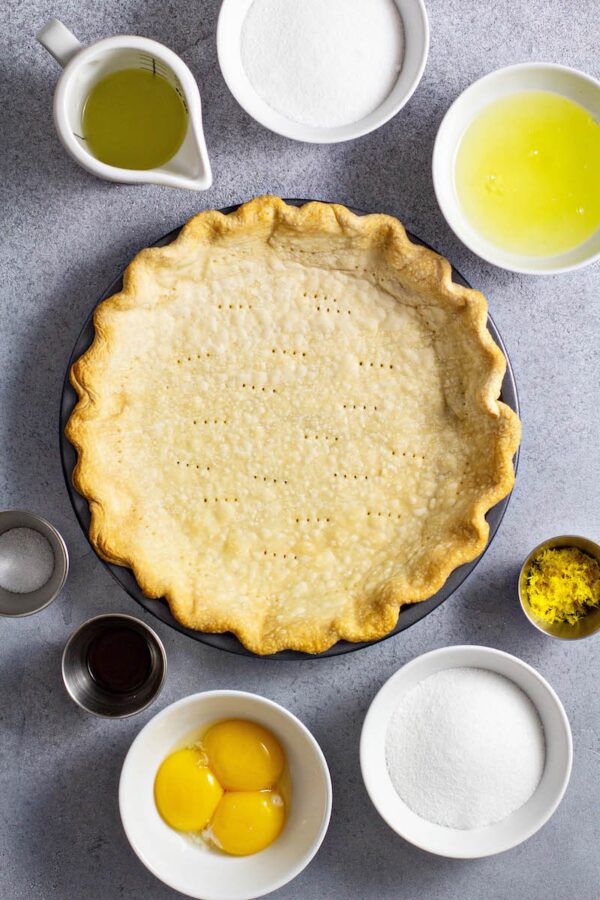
[36, 18, 82, 67]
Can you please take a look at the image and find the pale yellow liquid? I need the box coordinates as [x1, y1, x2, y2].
[82, 68, 188, 170]
[455, 91, 600, 256]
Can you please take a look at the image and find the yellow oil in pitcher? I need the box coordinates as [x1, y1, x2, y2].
[82, 68, 188, 170]
[455, 91, 600, 256]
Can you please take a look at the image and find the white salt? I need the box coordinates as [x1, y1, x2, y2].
[0, 527, 55, 594]
[240, 0, 405, 128]
[385, 667, 545, 830]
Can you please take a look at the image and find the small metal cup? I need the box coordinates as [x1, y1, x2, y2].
[519, 534, 600, 640]
[0, 509, 69, 616]
[62, 613, 167, 717]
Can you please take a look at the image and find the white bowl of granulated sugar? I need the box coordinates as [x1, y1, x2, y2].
[217, 0, 429, 143]
[360, 645, 572, 858]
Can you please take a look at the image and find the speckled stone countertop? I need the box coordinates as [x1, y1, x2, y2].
[1, 1, 599, 898]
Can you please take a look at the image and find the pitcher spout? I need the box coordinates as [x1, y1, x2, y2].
[153, 103, 212, 191]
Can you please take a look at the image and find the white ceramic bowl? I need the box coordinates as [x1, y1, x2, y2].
[217, 0, 429, 143]
[360, 645, 572, 858]
[433, 63, 600, 274]
[119, 691, 332, 899]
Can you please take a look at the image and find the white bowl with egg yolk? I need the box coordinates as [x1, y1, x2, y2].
[119, 690, 332, 899]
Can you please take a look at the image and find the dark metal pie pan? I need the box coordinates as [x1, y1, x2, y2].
[59, 200, 519, 659]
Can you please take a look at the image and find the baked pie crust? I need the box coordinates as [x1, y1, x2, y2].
[67, 197, 520, 654]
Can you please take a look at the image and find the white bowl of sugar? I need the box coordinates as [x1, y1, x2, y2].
[360, 645, 572, 858]
[217, 0, 429, 143]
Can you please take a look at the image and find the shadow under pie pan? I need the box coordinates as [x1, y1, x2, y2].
[59, 200, 520, 660]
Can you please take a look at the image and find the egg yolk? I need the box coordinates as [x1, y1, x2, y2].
[154, 748, 223, 831]
[201, 719, 284, 791]
[206, 790, 285, 856]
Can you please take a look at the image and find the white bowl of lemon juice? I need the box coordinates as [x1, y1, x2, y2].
[119, 691, 332, 900]
[433, 63, 600, 274]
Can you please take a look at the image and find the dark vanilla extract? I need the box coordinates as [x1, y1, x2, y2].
[87, 627, 152, 694]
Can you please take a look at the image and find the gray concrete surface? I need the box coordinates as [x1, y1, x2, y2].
[1, 1, 599, 898]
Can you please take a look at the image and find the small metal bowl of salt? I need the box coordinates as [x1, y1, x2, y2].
[0, 509, 69, 616]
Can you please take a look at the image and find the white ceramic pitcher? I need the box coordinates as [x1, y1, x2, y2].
[36, 19, 212, 191]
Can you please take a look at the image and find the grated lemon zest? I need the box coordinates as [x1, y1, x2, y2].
[525, 546, 600, 625]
